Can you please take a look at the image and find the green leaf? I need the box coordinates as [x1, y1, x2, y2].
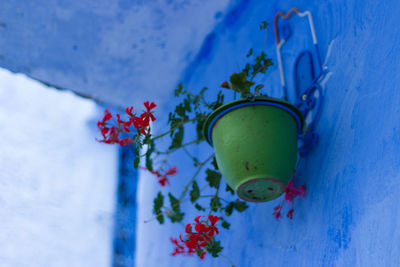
[175, 103, 187, 118]
[221, 217, 230, 229]
[195, 203, 205, 211]
[183, 97, 192, 113]
[205, 169, 221, 188]
[145, 142, 155, 171]
[211, 157, 219, 170]
[168, 118, 181, 139]
[206, 240, 223, 257]
[168, 193, 180, 212]
[143, 134, 152, 144]
[196, 116, 206, 141]
[156, 213, 164, 224]
[233, 199, 248, 212]
[145, 157, 153, 172]
[246, 48, 253, 58]
[134, 157, 140, 169]
[254, 84, 264, 95]
[223, 199, 248, 215]
[174, 83, 184, 96]
[153, 192, 164, 224]
[169, 126, 184, 149]
[242, 63, 251, 76]
[250, 51, 273, 79]
[224, 202, 234, 216]
[192, 157, 200, 167]
[209, 91, 224, 110]
[225, 185, 235, 195]
[144, 144, 154, 171]
[260, 20, 269, 30]
[189, 181, 200, 203]
[194, 87, 208, 109]
[229, 71, 255, 97]
[168, 210, 185, 223]
[167, 193, 185, 223]
[134, 146, 140, 156]
[210, 196, 221, 212]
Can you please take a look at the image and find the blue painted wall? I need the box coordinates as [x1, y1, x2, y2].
[113, 145, 138, 266]
[136, 0, 400, 266]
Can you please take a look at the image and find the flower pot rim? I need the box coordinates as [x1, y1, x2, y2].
[203, 96, 304, 146]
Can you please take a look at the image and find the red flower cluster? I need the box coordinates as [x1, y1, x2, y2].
[171, 215, 220, 259]
[139, 166, 177, 186]
[97, 101, 156, 145]
[284, 181, 306, 203]
[273, 180, 306, 220]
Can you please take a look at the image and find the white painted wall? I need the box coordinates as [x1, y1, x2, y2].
[0, 68, 118, 267]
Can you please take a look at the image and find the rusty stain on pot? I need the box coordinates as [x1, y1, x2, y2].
[245, 161, 249, 171]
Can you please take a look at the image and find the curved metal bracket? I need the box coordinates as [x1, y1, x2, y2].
[274, 8, 326, 155]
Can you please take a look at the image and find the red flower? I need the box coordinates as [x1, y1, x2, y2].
[140, 166, 178, 187]
[97, 109, 113, 138]
[151, 170, 162, 178]
[116, 114, 123, 124]
[272, 180, 305, 220]
[207, 215, 220, 236]
[99, 126, 121, 144]
[170, 237, 192, 257]
[273, 205, 282, 220]
[158, 177, 169, 186]
[194, 223, 208, 234]
[185, 223, 192, 233]
[194, 216, 202, 224]
[116, 114, 132, 132]
[287, 209, 294, 219]
[166, 167, 177, 176]
[140, 101, 157, 125]
[171, 215, 221, 259]
[130, 116, 147, 134]
[220, 81, 231, 89]
[118, 137, 133, 146]
[284, 181, 306, 203]
[298, 185, 306, 197]
[284, 181, 295, 203]
[125, 106, 134, 117]
[98, 125, 110, 138]
[208, 215, 219, 225]
[101, 109, 112, 122]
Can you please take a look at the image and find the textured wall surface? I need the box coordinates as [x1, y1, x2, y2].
[0, 68, 117, 267]
[0, 0, 231, 108]
[136, 0, 400, 266]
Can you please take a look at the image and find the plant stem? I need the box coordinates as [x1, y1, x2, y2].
[182, 147, 199, 165]
[198, 195, 229, 203]
[155, 139, 204, 156]
[143, 154, 214, 224]
[179, 153, 214, 200]
[219, 253, 236, 267]
[261, 25, 268, 53]
[151, 118, 197, 141]
[143, 197, 191, 223]
[208, 178, 221, 216]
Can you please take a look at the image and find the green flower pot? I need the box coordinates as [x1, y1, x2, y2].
[204, 96, 304, 202]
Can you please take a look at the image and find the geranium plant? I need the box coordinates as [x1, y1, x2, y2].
[96, 22, 306, 265]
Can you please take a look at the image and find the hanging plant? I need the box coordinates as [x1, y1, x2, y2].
[96, 21, 306, 265]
